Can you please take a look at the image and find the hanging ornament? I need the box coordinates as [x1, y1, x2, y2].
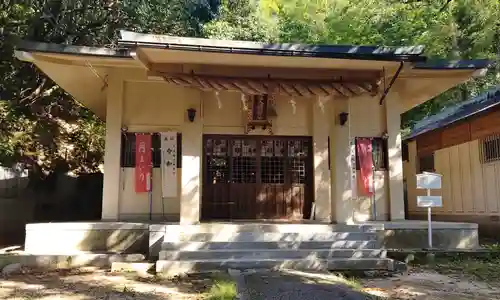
[215, 91, 222, 109]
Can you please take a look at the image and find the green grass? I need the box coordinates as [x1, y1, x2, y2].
[425, 256, 500, 282]
[205, 277, 237, 300]
[328, 272, 363, 290]
[409, 244, 500, 283]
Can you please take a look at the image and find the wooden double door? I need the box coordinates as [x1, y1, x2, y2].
[202, 135, 314, 220]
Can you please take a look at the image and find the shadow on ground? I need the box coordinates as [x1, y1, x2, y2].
[0, 268, 217, 300]
[238, 271, 378, 300]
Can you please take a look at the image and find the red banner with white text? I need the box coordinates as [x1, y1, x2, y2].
[135, 133, 152, 193]
[356, 138, 374, 196]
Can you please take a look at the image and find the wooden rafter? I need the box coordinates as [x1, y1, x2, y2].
[156, 72, 380, 98]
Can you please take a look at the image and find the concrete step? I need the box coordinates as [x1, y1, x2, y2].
[158, 224, 373, 234]
[159, 249, 387, 260]
[173, 231, 377, 243]
[0, 253, 146, 270]
[156, 258, 403, 276]
[161, 240, 381, 251]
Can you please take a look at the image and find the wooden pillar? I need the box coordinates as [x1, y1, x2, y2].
[101, 73, 124, 220]
[180, 93, 202, 224]
[312, 97, 332, 222]
[386, 92, 405, 220]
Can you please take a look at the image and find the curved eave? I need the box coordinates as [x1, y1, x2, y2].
[414, 59, 494, 70]
[119, 30, 426, 62]
[15, 38, 493, 121]
[17, 40, 132, 59]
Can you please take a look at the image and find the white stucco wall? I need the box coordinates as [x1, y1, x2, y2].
[102, 73, 399, 223]
[330, 95, 389, 223]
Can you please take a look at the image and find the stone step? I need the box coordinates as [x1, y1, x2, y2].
[161, 240, 380, 251]
[0, 253, 146, 270]
[159, 249, 387, 260]
[170, 231, 377, 243]
[157, 224, 373, 234]
[156, 258, 403, 276]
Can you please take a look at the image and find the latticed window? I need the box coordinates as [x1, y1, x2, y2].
[418, 154, 434, 173]
[205, 138, 230, 184]
[480, 134, 500, 164]
[288, 139, 309, 184]
[231, 139, 257, 183]
[355, 137, 387, 171]
[402, 142, 409, 162]
[120, 132, 181, 168]
[261, 139, 285, 184]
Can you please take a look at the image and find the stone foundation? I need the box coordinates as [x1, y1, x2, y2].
[23, 220, 480, 261]
[24, 222, 149, 254]
[409, 213, 500, 240]
[357, 221, 479, 249]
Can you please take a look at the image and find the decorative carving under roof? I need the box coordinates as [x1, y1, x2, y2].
[245, 94, 274, 135]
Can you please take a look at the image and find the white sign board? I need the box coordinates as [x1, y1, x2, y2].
[416, 172, 442, 190]
[417, 195, 443, 207]
[349, 138, 357, 199]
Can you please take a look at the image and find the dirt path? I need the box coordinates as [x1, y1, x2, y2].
[360, 270, 500, 299]
[2, 266, 500, 299]
[0, 268, 211, 300]
[234, 269, 500, 300]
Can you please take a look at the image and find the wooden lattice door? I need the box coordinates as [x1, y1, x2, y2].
[202, 135, 313, 220]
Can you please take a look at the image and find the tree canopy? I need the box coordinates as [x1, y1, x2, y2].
[1, 0, 498, 174]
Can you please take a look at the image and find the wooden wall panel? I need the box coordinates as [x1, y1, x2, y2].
[435, 148, 453, 213]
[470, 110, 500, 140]
[493, 165, 500, 213]
[415, 108, 500, 154]
[432, 150, 445, 212]
[416, 130, 442, 155]
[459, 143, 474, 213]
[409, 108, 500, 217]
[441, 122, 471, 148]
[449, 146, 463, 212]
[409, 138, 500, 217]
[470, 140, 486, 213]
[484, 164, 498, 213]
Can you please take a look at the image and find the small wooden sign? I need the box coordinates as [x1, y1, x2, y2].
[417, 195, 443, 207]
[416, 172, 442, 190]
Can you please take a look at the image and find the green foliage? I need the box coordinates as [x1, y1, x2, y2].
[424, 254, 500, 283]
[205, 278, 237, 300]
[1, 0, 498, 176]
[203, 0, 277, 41]
[205, 0, 499, 129]
[122, 0, 218, 36]
[0, 0, 216, 175]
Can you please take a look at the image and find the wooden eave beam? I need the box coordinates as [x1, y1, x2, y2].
[148, 64, 383, 83]
[131, 48, 152, 70]
[156, 71, 380, 98]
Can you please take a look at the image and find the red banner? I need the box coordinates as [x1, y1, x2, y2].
[135, 133, 152, 193]
[356, 138, 374, 196]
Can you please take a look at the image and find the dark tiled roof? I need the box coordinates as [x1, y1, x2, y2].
[414, 59, 493, 70]
[15, 30, 492, 72]
[16, 40, 132, 58]
[406, 86, 500, 140]
[118, 30, 427, 62]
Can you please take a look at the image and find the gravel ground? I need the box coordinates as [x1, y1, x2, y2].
[233, 269, 500, 300]
[0, 267, 212, 300]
